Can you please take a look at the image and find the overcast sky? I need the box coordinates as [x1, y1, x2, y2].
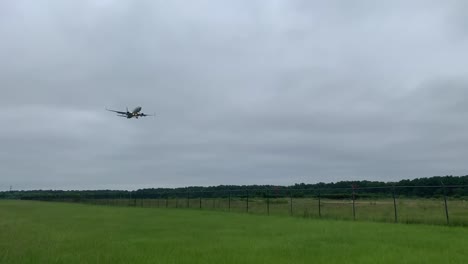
[1, 0, 468, 190]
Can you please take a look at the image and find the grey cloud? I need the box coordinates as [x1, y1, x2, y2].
[1, 1, 468, 190]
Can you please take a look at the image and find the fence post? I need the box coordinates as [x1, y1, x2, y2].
[392, 186, 397, 223]
[352, 185, 356, 221]
[267, 190, 270, 216]
[199, 194, 202, 209]
[318, 188, 321, 218]
[228, 191, 231, 212]
[441, 181, 449, 225]
[246, 191, 249, 213]
[290, 191, 293, 216]
[187, 191, 190, 208]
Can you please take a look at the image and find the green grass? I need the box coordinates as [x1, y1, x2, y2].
[2, 200, 468, 264]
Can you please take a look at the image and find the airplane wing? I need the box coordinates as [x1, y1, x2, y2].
[139, 112, 156, 117]
[106, 108, 127, 115]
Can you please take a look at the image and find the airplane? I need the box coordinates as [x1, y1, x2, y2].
[106, 106, 155, 119]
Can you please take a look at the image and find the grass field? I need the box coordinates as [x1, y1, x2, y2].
[1, 200, 468, 264]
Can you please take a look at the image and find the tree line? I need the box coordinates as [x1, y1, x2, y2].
[2, 175, 468, 200]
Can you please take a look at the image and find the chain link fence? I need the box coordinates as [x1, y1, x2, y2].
[20, 185, 468, 226]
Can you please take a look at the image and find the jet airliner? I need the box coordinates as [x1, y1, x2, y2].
[106, 106, 155, 119]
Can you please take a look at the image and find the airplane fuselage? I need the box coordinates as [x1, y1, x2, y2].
[128, 106, 143, 118]
[132, 106, 142, 113]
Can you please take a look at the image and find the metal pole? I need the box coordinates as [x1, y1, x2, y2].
[441, 181, 449, 225]
[392, 186, 397, 223]
[267, 190, 270, 216]
[228, 191, 231, 212]
[187, 191, 190, 208]
[352, 186, 356, 221]
[246, 191, 249, 213]
[290, 191, 293, 216]
[199, 195, 202, 209]
[318, 188, 321, 218]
